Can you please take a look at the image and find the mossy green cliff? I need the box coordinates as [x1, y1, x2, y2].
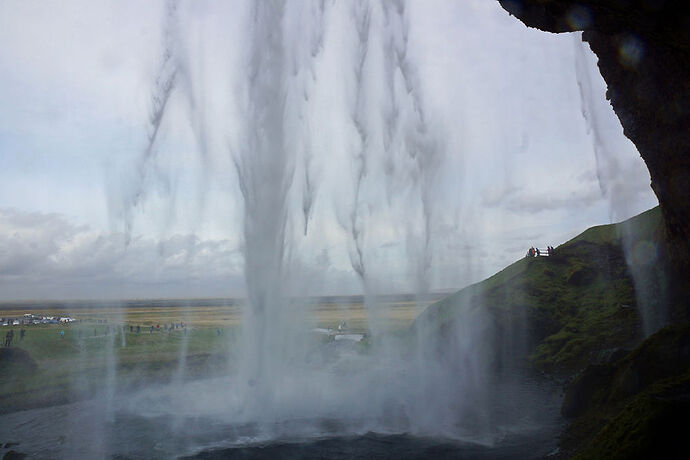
[414, 206, 690, 457]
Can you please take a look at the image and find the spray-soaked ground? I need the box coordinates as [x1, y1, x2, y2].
[1, 383, 561, 459]
[1, 337, 562, 459]
[1, 406, 561, 459]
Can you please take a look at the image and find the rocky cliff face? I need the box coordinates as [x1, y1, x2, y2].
[498, 0, 690, 316]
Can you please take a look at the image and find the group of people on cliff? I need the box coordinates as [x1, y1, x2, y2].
[526, 246, 555, 258]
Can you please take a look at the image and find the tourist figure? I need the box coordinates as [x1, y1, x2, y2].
[20, 329, 25, 341]
[536, 248, 540, 257]
[137, 325, 140, 333]
[60, 330, 65, 338]
[4, 330, 13, 347]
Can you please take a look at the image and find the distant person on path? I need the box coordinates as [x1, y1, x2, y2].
[130, 325, 133, 333]
[20, 329, 25, 341]
[150, 325, 154, 333]
[4, 330, 13, 347]
[60, 330, 65, 338]
[536, 248, 540, 257]
[137, 325, 140, 333]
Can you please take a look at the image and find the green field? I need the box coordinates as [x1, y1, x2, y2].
[0, 299, 430, 414]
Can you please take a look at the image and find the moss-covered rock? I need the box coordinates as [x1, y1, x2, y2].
[607, 323, 690, 401]
[562, 363, 616, 418]
[558, 322, 690, 457]
[573, 370, 690, 460]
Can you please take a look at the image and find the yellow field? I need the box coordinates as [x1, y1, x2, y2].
[0, 300, 432, 333]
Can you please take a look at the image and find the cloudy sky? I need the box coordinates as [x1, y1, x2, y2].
[0, 0, 657, 301]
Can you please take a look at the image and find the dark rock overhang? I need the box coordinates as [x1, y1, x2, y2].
[497, 1, 690, 311]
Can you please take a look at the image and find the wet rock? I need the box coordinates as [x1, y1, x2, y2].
[564, 323, 690, 418]
[594, 347, 629, 365]
[607, 322, 690, 401]
[561, 363, 615, 418]
[2, 451, 27, 460]
[575, 373, 690, 460]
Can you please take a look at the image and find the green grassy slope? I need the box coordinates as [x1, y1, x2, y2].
[413, 206, 663, 375]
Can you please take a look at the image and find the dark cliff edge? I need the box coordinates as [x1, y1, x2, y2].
[496, 0, 690, 321]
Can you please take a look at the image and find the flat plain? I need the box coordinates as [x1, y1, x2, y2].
[0, 295, 444, 414]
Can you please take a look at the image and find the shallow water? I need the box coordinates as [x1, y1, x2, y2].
[0, 374, 562, 459]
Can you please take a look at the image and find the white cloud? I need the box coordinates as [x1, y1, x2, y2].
[0, 208, 243, 300]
